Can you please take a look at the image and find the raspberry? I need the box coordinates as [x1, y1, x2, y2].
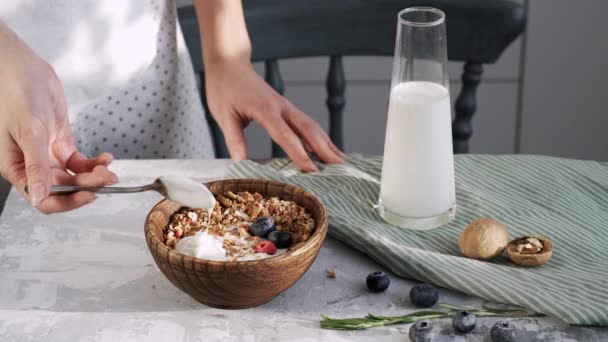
[254, 240, 277, 255]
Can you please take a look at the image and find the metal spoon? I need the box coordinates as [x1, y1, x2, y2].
[25, 179, 166, 196]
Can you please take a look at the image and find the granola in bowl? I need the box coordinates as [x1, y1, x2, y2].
[163, 190, 316, 261]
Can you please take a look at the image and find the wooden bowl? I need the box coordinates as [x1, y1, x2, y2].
[144, 179, 328, 309]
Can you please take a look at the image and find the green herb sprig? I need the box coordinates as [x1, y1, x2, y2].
[320, 304, 539, 330]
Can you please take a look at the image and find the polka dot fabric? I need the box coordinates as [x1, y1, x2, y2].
[72, 0, 213, 159]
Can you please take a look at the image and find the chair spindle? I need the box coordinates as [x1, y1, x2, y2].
[326, 55, 346, 150]
[452, 61, 483, 154]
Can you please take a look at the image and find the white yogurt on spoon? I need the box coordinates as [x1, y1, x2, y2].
[159, 176, 216, 210]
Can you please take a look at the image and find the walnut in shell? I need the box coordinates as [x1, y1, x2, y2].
[458, 218, 509, 260]
[507, 236, 553, 267]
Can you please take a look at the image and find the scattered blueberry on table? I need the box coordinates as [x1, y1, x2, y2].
[409, 320, 435, 342]
[366, 271, 390, 292]
[452, 311, 477, 333]
[250, 217, 276, 238]
[491, 321, 517, 342]
[409, 283, 439, 308]
[267, 230, 292, 249]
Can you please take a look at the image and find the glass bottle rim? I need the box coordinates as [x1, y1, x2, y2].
[398, 7, 445, 27]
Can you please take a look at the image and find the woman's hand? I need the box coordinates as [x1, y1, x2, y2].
[0, 21, 117, 213]
[205, 60, 345, 172]
[195, 0, 345, 172]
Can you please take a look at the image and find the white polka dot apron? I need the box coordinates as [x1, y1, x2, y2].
[1, 0, 214, 159]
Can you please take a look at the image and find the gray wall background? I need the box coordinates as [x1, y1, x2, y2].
[177, 0, 608, 161]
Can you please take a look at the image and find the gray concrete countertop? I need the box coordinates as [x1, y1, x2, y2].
[0, 159, 606, 341]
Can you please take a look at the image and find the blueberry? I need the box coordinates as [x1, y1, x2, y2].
[491, 321, 517, 342]
[409, 283, 439, 308]
[408, 320, 435, 342]
[366, 271, 390, 292]
[250, 217, 276, 238]
[267, 230, 292, 248]
[452, 311, 476, 333]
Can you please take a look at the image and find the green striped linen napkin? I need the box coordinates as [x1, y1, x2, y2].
[228, 154, 608, 326]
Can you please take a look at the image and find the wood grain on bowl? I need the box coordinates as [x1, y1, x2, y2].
[144, 179, 328, 309]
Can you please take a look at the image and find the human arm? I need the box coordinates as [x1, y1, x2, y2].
[193, 0, 345, 172]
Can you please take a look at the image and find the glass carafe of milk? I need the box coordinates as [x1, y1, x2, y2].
[378, 7, 456, 230]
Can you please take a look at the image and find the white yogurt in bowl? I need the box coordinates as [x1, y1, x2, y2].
[175, 230, 226, 261]
[174, 229, 285, 261]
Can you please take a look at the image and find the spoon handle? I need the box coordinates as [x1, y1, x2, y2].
[25, 182, 162, 195]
